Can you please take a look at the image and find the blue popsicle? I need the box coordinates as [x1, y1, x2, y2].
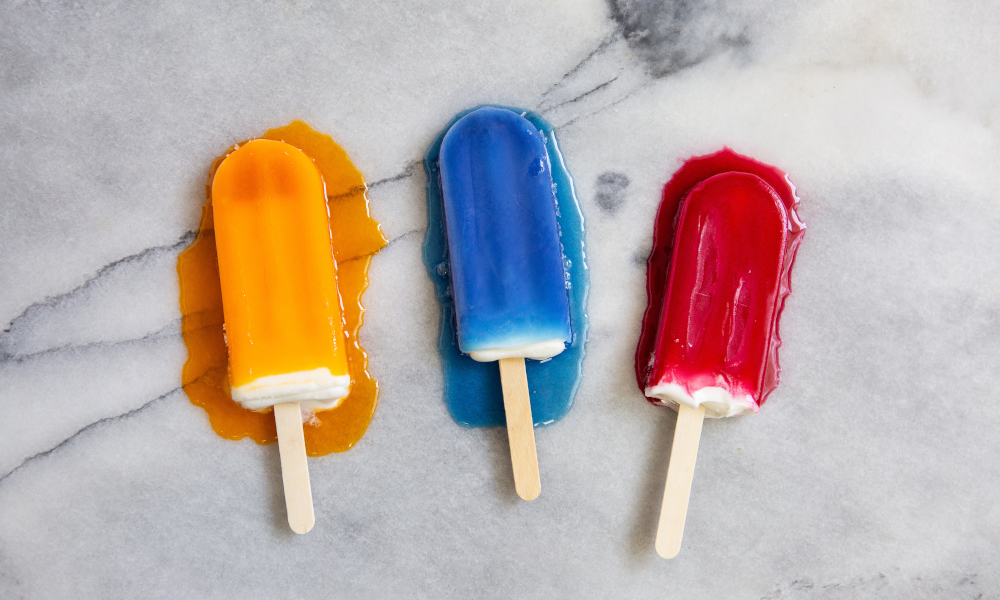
[438, 106, 572, 361]
[431, 106, 583, 501]
[423, 106, 589, 430]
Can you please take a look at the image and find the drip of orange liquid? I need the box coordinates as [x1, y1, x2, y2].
[177, 121, 387, 455]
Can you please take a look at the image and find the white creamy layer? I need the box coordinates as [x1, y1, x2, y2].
[645, 382, 757, 419]
[231, 367, 352, 412]
[468, 339, 566, 362]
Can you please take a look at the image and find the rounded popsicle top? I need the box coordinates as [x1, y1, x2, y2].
[213, 139, 325, 205]
[438, 107, 572, 362]
[440, 107, 551, 181]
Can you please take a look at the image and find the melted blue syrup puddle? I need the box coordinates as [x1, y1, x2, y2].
[423, 106, 590, 427]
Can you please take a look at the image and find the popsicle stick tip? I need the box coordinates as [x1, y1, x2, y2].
[655, 538, 681, 559]
[289, 514, 315, 535]
[516, 481, 541, 502]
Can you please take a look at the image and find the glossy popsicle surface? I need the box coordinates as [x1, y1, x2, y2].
[438, 106, 571, 362]
[645, 172, 789, 418]
[423, 106, 589, 429]
[212, 139, 350, 411]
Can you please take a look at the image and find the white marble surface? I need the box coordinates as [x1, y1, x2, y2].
[2, 0, 999, 597]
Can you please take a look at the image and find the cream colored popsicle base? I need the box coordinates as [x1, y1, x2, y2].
[646, 382, 755, 418]
[469, 339, 566, 362]
[655, 404, 706, 558]
[233, 368, 351, 412]
[274, 402, 315, 534]
[498, 357, 541, 501]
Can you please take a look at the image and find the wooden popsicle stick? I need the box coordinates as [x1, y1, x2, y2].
[273, 402, 315, 534]
[655, 403, 707, 558]
[498, 357, 541, 501]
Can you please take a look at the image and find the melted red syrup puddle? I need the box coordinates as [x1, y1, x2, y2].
[635, 148, 806, 412]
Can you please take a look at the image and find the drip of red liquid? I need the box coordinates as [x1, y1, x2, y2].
[635, 149, 806, 411]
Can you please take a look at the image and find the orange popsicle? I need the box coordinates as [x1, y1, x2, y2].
[212, 139, 351, 412]
[212, 138, 351, 534]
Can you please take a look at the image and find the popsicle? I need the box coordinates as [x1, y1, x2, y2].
[423, 105, 588, 432]
[212, 138, 352, 533]
[437, 106, 573, 500]
[179, 120, 386, 457]
[637, 149, 805, 558]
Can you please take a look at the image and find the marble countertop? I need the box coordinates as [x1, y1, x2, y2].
[2, 1, 998, 598]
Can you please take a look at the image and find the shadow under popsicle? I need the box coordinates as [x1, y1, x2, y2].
[628, 407, 678, 560]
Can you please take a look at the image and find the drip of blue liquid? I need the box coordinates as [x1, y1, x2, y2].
[423, 106, 590, 427]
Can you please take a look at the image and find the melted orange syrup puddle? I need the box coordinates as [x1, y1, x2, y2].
[177, 121, 387, 455]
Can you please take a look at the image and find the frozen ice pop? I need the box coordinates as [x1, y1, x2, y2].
[179, 120, 386, 457]
[438, 106, 573, 500]
[637, 149, 805, 558]
[439, 107, 572, 362]
[212, 138, 352, 533]
[212, 139, 351, 412]
[645, 172, 789, 417]
[423, 106, 589, 430]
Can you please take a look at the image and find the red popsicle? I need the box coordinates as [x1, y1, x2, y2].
[637, 149, 805, 558]
[646, 171, 788, 415]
